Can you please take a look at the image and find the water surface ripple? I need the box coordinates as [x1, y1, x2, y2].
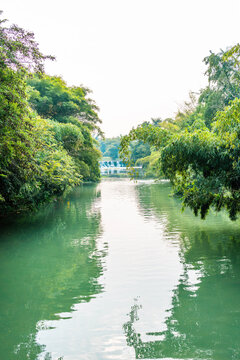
[0, 179, 240, 360]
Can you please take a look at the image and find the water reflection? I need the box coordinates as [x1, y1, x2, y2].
[1, 179, 240, 359]
[124, 182, 240, 360]
[0, 185, 107, 360]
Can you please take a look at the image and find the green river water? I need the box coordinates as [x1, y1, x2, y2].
[0, 178, 240, 360]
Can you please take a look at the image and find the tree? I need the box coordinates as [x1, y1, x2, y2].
[119, 45, 240, 220]
[99, 137, 121, 160]
[27, 75, 102, 182]
[0, 13, 82, 213]
[27, 75, 102, 134]
[130, 141, 151, 163]
[0, 11, 54, 73]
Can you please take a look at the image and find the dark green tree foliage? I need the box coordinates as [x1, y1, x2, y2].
[27, 75, 102, 133]
[130, 140, 151, 163]
[120, 45, 240, 220]
[161, 102, 240, 220]
[27, 75, 102, 182]
[0, 66, 81, 212]
[0, 13, 101, 214]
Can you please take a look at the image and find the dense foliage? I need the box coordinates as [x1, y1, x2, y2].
[99, 137, 120, 160]
[0, 13, 101, 214]
[27, 75, 102, 182]
[120, 45, 240, 220]
[99, 136, 151, 164]
[27, 75, 102, 134]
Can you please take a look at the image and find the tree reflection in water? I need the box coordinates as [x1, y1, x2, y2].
[0, 184, 107, 360]
[123, 182, 240, 360]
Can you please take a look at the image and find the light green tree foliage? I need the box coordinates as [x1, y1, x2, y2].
[135, 151, 161, 178]
[120, 45, 240, 220]
[27, 75, 101, 181]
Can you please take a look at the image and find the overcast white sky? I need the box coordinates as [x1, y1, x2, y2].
[1, 0, 240, 136]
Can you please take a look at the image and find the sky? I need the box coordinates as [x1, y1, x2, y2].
[1, 0, 240, 137]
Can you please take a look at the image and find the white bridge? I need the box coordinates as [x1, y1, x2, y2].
[99, 160, 126, 169]
[99, 160, 142, 175]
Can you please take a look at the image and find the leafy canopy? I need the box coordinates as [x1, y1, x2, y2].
[0, 12, 101, 214]
[120, 45, 240, 220]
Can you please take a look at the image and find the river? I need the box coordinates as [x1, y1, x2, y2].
[0, 178, 240, 360]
